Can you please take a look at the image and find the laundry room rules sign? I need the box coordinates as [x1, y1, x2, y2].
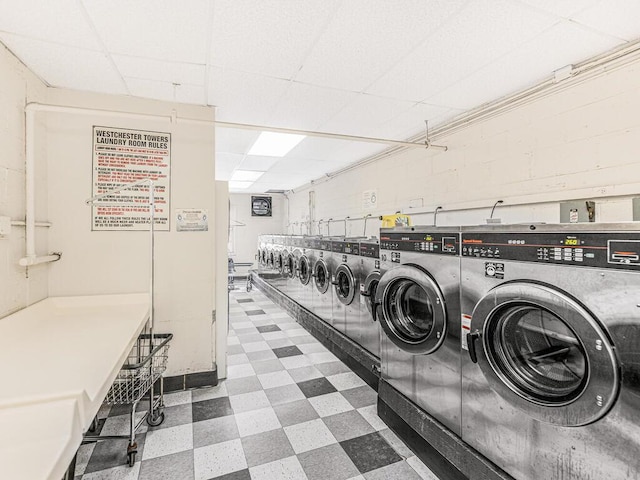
[91, 126, 171, 231]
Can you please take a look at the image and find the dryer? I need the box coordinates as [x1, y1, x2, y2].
[330, 239, 361, 335]
[461, 224, 640, 480]
[375, 226, 462, 435]
[357, 238, 381, 358]
[312, 237, 334, 324]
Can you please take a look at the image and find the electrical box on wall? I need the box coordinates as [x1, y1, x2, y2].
[633, 198, 640, 221]
[560, 201, 596, 223]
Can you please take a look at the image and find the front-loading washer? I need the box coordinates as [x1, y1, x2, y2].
[376, 226, 462, 435]
[312, 237, 334, 324]
[297, 236, 317, 312]
[357, 238, 381, 358]
[330, 238, 361, 335]
[461, 224, 640, 480]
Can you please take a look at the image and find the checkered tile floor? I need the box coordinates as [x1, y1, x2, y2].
[74, 288, 439, 480]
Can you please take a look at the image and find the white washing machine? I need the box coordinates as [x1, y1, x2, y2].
[375, 226, 462, 435]
[461, 224, 640, 480]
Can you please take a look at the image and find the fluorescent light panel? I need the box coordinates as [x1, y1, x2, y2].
[230, 170, 264, 181]
[229, 181, 253, 189]
[247, 132, 306, 157]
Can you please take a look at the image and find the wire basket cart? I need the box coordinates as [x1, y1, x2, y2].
[83, 332, 173, 466]
[228, 258, 254, 292]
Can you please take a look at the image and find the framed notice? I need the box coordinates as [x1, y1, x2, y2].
[251, 196, 272, 217]
[91, 126, 171, 231]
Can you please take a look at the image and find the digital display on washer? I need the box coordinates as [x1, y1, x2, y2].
[461, 232, 640, 270]
[359, 242, 380, 258]
[331, 241, 360, 255]
[380, 232, 459, 255]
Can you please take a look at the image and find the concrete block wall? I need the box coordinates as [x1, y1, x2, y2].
[288, 58, 640, 233]
[0, 44, 48, 318]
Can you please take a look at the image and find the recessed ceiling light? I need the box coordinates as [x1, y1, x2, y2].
[247, 132, 306, 157]
[230, 170, 264, 182]
[229, 181, 253, 189]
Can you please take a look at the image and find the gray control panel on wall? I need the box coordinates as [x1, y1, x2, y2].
[633, 198, 640, 221]
[560, 200, 596, 223]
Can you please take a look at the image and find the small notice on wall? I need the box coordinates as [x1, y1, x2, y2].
[176, 209, 209, 232]
[362, 190, 377, 211]
[91, 126, 171, 231]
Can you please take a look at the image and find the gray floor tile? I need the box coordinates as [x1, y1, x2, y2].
[227, 344, 244, 355]
[256, 324, 281, 333]
[246, 350, 278, 362]
[192, 383, 228, 402]
[297, 443, 360, 480]
[245, 309, 266, 315]
[266, 338, 295, 348]
[237, 333, 263, 343]
[323, 410, 376, 442]
[192, 397, 234, 423]
[297, 377, 338, 398]
[148, 403, 192, 431]
[264, 383, 305, 406]
[84, 434, 146, 473]
[363, 460, 423, 480]
[241, 428, 295, 467]
[139, 449, 194, 480]
[315, 361, 352, 377]
[291, 335, 319, 345]
[380, 428, 413, 459]
[273, 399, 320, 427]
[340, 432, 402, 474]
[193, 415, 240, 448]
[341, 386, 377, 409]
[288, 366, 323, 383]
[225, 376, 263, 395]
[250, 358, 285, 375]
[209, 469, 252, 480]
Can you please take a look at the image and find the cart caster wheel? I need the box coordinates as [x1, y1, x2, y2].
[127, 451, 136, 467]
[146, 411, 165, 427]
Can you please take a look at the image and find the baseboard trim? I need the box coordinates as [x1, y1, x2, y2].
[163, 368, 218, 393]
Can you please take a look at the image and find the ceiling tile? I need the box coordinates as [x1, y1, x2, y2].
[125, 77, 206, 104]
[0, 33, 126, 94]
[366, 0, 558, 102]
[113, 55, 205, 85]
[284, 137, 354, 161]
[518, 0, 602, 18]
[216, 127, 260, 154]
[267, 82, 359, 130]
[208, 67, 291, 124]
[238, 155, 280, 172]
[215, 152, 244, 180]
[428, 21, 624, 110]
[210, 0, 341, 79]
[366, 102, 458, 140]
[572, 0, 640, 41]
[295, 0, 467, 92]
[329, 142, 388, 165]
[318, 93, 415, 137]
[0, 0, 102, 49]
[82, 0, 210, 63]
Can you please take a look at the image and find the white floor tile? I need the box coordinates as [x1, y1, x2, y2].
[284, 418, 337, 454]
[249, 455, 309, 480]
[243, 341, 271, 352]
[278, 355, 312, 370]
[228, 353, 251, 366]
[257, 370, 295, 389]
[228, 363, 256, 379]
[326, 372, 367, 391]
[229, 390, 270, 413]
[163, 390, 192, 407]
[142, 423, 193, 460]
[235, 406, 282, 437]
[82, 463, 141, 480]
[308, 392, 354, 418]
[284, 328, 309, 338]
[261, 331, 288, 340]
[357, 405, 387, 431]
[233, 321, 254, 329]
[407, 455, 440, 480]
[193, 438, 247, 480]
[306, 351, 339, 364]
[192, 382, 228, 402]
[297, 343, 328, 354]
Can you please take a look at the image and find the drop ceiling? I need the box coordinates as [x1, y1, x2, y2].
[1, 0, 638, 192]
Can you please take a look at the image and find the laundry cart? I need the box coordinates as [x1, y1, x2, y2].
[84, 331, 173, 466]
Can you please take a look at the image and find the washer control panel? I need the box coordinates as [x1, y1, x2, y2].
[380, 232, 459, 256]
[359, 242, 380, 258]
[331, 240, 360, 255]
[461, 232, 640, 270]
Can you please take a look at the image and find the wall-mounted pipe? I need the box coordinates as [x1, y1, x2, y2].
[433, 206, 443, 226]
[326, 218, 333, 236]
[489, 200, 504, 220]
[363, 214, 372, 237]
[343, 216, 350, 237]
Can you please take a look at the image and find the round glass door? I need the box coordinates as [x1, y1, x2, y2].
[471, 282, 618, 426]
[363, 271, 381, 322]
[376, 265, 446, 355]
[269, 252, 275, 268]
[286, 254, 295, 278]
[299, 256, 311, 285]
[314, 259, 330, 294]
[277, 251, 286, 274]
[334, 264, 356, 305]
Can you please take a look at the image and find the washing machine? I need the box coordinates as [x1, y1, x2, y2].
[256, 235, 266, 269]
[330, 238, 361, 335]
[460, 223, 640, 480]
[288, 235, 304, 303]
[356, 238, 381, 358]
[278, 236, 293, 296]
[272, 235, 287, 289]
[375, 226, 462, 435]
[312, 237, 334, 324]
[297, 236, 318, 312]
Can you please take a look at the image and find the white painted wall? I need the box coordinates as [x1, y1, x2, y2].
[228, 193, 286, 264]
[44, 88, 216, 377]
[288, 59, 640, 231]
[0, 44, 48, 318]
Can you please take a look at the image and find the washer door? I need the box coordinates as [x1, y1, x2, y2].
[278, 250, 288, 274]
[467, 281, 619, 426]
[361, 271, 381, 322]
[313, 258, 330, 294]
[286, 254, 296, 278]
[269, 251, 274, 268]
[333, 264, 357, 305]
[299, 255, 312, 285]
[376, 265, 446, 355]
